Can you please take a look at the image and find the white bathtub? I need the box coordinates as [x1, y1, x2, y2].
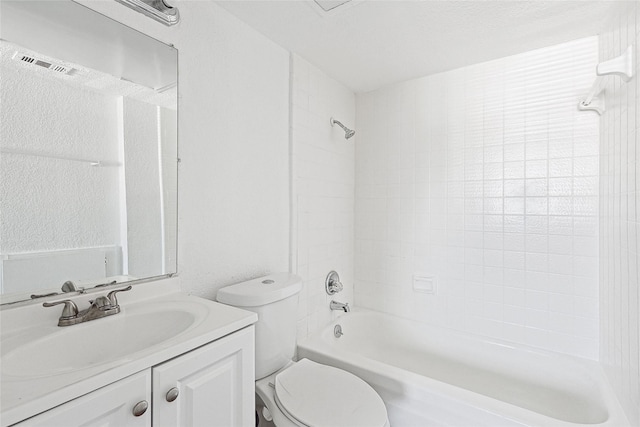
[297, 310, 629, 427]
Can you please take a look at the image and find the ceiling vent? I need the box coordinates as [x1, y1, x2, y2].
[12, 52, 75, 75]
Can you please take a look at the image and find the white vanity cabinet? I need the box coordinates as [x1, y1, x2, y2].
[12, 327, 255, 427]
[14, 370, 152, 427]
[153, 326, 255, 427]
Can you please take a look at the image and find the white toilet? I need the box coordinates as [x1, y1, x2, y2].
[217, 273, 389, 427]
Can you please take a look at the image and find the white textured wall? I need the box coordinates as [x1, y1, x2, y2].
[291, 55, 356, 340]
[599, 2, 640, 424]
[77, 0, 291, 298]
[355, 37, 601, 359]
[0, 60, 121, 254]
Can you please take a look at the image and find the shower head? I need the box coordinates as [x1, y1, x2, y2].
[344, 128, 356, 139]
[330, 117, 355, 140]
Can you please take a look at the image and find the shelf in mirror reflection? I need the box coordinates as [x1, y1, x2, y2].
[0, 148, 122, 167]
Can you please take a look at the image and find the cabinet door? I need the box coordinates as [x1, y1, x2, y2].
[152, 326, 255, 427]
[15, 370, 151, 427]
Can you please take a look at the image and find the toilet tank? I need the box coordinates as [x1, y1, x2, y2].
[216, 273, 302, 380]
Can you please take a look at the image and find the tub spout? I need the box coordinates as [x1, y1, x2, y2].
[330, 300, 350, 312]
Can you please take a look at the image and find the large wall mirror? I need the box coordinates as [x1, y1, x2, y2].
[0, 1, 178, 304]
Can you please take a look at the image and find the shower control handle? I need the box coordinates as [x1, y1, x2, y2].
[325, 271, 343, 295]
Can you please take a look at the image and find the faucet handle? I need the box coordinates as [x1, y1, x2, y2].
[61, 281, 76, 293]
[31, 291, 59, 299]
[325, 271, 343, 295]
[43, 299, 79, 319]
[107, 285, 132, 306]
[90, 296, 112, 310]
[61, 280, 85, 294]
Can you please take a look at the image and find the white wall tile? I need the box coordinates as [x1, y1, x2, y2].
[291, 55, 356, 341]
[355, 37, 600, 359]
[599, 3, 640, 424]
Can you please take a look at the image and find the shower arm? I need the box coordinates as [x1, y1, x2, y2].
[331, 118, 348, 131]
[330, 117, 355, 139]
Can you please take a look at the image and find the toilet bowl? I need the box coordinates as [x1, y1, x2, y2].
[216, 273, 389, 427]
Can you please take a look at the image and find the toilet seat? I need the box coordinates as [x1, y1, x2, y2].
[272, 359, 389, 427]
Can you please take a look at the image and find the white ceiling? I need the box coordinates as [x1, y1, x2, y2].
[214, 0, 626, 93]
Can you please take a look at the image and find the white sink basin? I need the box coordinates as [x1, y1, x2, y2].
[2, 309, 196, 379]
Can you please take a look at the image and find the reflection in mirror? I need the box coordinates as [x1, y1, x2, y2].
[0, 1, 178, 304]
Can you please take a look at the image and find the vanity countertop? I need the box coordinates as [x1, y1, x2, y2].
[0, 283, 257, 426]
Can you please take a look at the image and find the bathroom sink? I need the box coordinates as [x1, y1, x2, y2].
[1, 307, 196, 379]
[0, 288, 258, 427]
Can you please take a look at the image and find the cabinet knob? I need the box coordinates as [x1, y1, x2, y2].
[132, 400, 148, 417]
[166, 387, 180, 402]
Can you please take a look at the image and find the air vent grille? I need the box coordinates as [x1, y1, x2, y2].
[12, 52, 75, 75]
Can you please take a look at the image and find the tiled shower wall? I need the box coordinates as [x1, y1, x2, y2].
[599, 2, 640, 424]
[291, 55, 356, 341]
[355, 37, 601, 359]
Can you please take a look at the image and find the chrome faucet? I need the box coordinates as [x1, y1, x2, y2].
[330, 300, 350, 313]
[43, 285, 132, 326]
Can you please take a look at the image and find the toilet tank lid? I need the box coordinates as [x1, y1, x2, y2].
[216, 273, 302, 307]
